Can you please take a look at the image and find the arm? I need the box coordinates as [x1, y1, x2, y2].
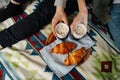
[54, 0, 67, 8]
[52, 0, 68, 36]
[70, 0, 88, 34]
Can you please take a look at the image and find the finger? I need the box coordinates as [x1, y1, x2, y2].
[62, 17, 68, 25]
[70, 24, 74, 34]
[81, 16, 88, 26]
[70, 21, 77, 34]
[72, 18, 82, 26]
[52, 18, 59, 36]
[70, 20, 80, 34]
[84, 19, 88, 26]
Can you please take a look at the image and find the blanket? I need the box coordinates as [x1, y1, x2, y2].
[0, 0, 120, 80]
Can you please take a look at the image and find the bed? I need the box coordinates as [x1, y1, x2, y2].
[0, 1, 120, 80]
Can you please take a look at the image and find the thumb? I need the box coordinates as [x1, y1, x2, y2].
[62, 17, 68, 25]
[52, 19, 59, 36]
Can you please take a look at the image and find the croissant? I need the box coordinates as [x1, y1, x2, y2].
[64, 42, 77, 51]
[64, 47, 85, 66]
[45, 32, 56, 45]
[50, 42, 76, 54]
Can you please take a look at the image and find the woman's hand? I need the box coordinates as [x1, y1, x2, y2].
[52, 6, 68, 36]
[70, 0, 88, 34]
[70, 10, 88, 34]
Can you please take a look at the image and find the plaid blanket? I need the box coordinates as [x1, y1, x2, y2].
[0, 1, 120, 80]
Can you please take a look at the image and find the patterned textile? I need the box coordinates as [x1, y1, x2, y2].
[0, 0, 120, 80]
[0, 0, 10, 10]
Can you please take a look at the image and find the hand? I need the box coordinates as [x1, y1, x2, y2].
[70, 10, 88, 34]
[52, 6, 68, 36]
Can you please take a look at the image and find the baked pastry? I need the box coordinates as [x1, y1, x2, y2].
[79, 48, 91, 64]
[50, 42, 76, 54]
[64, 42, 77, 51]
[64, 47, 85, 66]
[45, 32, 56, 45]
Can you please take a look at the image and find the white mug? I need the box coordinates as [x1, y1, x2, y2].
[72, 23, 87, 39]
[55, 22, 69, 39]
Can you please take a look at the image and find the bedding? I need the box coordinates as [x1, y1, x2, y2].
[0, 0, 120, 80]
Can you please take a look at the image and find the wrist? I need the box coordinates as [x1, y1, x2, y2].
[56, 6, 64, 11]
[77, 0, 88, 12]
[80, 8, 88, 14]
[56, 6, 65, 12]
[11, 0, 20, 5]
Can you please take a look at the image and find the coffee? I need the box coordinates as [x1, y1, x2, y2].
[55, 22, 69, 39]
[73, 23, 87, 39]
